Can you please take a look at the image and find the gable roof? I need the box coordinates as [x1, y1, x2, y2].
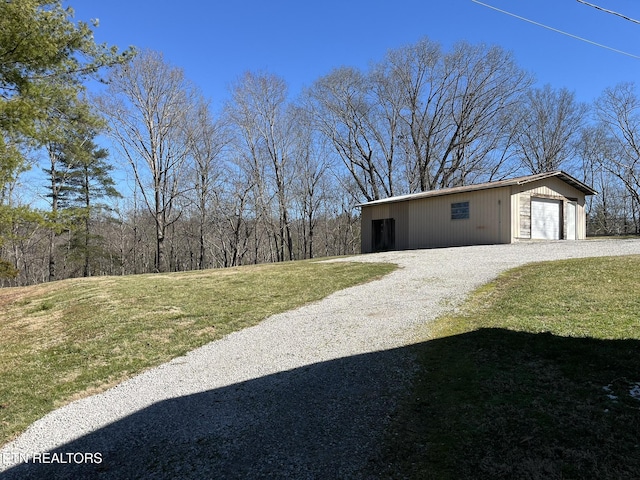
[357, 171, 597, 207]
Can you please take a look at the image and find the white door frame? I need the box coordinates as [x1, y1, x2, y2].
[566, 201, 577, 240]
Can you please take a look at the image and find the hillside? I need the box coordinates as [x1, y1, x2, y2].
[0, 259, 395, 446]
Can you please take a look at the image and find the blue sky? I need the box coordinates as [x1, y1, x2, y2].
[69, 0, 640, 108]
[19, 0, 638, 206]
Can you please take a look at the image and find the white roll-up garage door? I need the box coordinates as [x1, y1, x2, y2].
[531, 198, 561, 240]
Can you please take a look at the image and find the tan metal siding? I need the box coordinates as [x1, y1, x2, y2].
[405, 187, 512, 249]
[361, 202, 410, 252]
[360, 176, 590, 253]
[361, 206, 372, 253]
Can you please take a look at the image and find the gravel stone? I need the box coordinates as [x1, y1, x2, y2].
[1, 239, 639, 479]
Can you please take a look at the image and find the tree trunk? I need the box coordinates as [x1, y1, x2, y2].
[48, 157, 58, 282]
[83, 165, 91, 277]
[156, 226, 166, 273]
[48, 229, 56, 282]
[199, 190, 206, 269]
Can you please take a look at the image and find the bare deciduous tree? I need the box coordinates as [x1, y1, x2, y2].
[290, 107, 331, 259]
[594, 82, 640, 233]
[97, 50, 193, 272]
[226, 72, 296, 262]
[307, 38, 533, 200]
[514, 85, 588, 174]
[306, 67, 392, 201]
[439, 42, 532, 185]
[184, 97, 228, 269]
[379, 37, 449, 192]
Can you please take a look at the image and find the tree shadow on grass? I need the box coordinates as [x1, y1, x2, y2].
[3, 329, 640, 480]
[378, 328, 640, 480]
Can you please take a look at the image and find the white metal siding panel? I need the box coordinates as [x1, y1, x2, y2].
[566, 202, 576, 240]
[510, 192, 520, 240]
[531, 198, 561, 240]
[516, 192, 532, 239]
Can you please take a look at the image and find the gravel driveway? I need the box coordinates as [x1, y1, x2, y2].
[2, 239, 639, 479]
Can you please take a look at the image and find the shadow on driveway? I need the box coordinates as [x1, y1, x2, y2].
[4, 328, 640, 479]
[1, 345, 417, 479]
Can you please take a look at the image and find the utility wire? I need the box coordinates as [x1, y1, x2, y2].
[471, 0, 640, 60]
[576, 0, 640, 26]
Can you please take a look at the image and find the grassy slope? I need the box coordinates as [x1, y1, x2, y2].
[379, 255, 640, 480]
[0, 259, 396, 447]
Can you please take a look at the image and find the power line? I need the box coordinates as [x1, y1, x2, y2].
[576, 0, 640, 26]
[471, 0, 640, 60]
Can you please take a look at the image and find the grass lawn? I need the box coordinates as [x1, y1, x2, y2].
[0, 259, 396, 448]
[379, 255, 640, 480]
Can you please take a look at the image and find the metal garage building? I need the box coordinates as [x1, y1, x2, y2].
[359, 171, 597, 253]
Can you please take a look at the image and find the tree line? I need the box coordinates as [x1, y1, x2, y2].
[1, 2, 640, 286]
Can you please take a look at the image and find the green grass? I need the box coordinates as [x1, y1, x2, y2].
[0, 259, 396, 447]
[379, 255, 640, 480]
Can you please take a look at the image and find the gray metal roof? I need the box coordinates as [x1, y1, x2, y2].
[357, 170, 597, 207]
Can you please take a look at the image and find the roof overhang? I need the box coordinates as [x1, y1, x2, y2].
[531, 171, 598, 196]
[357, 170, 597, 208]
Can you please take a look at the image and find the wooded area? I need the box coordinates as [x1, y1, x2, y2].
[1, 2, 639, 286]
